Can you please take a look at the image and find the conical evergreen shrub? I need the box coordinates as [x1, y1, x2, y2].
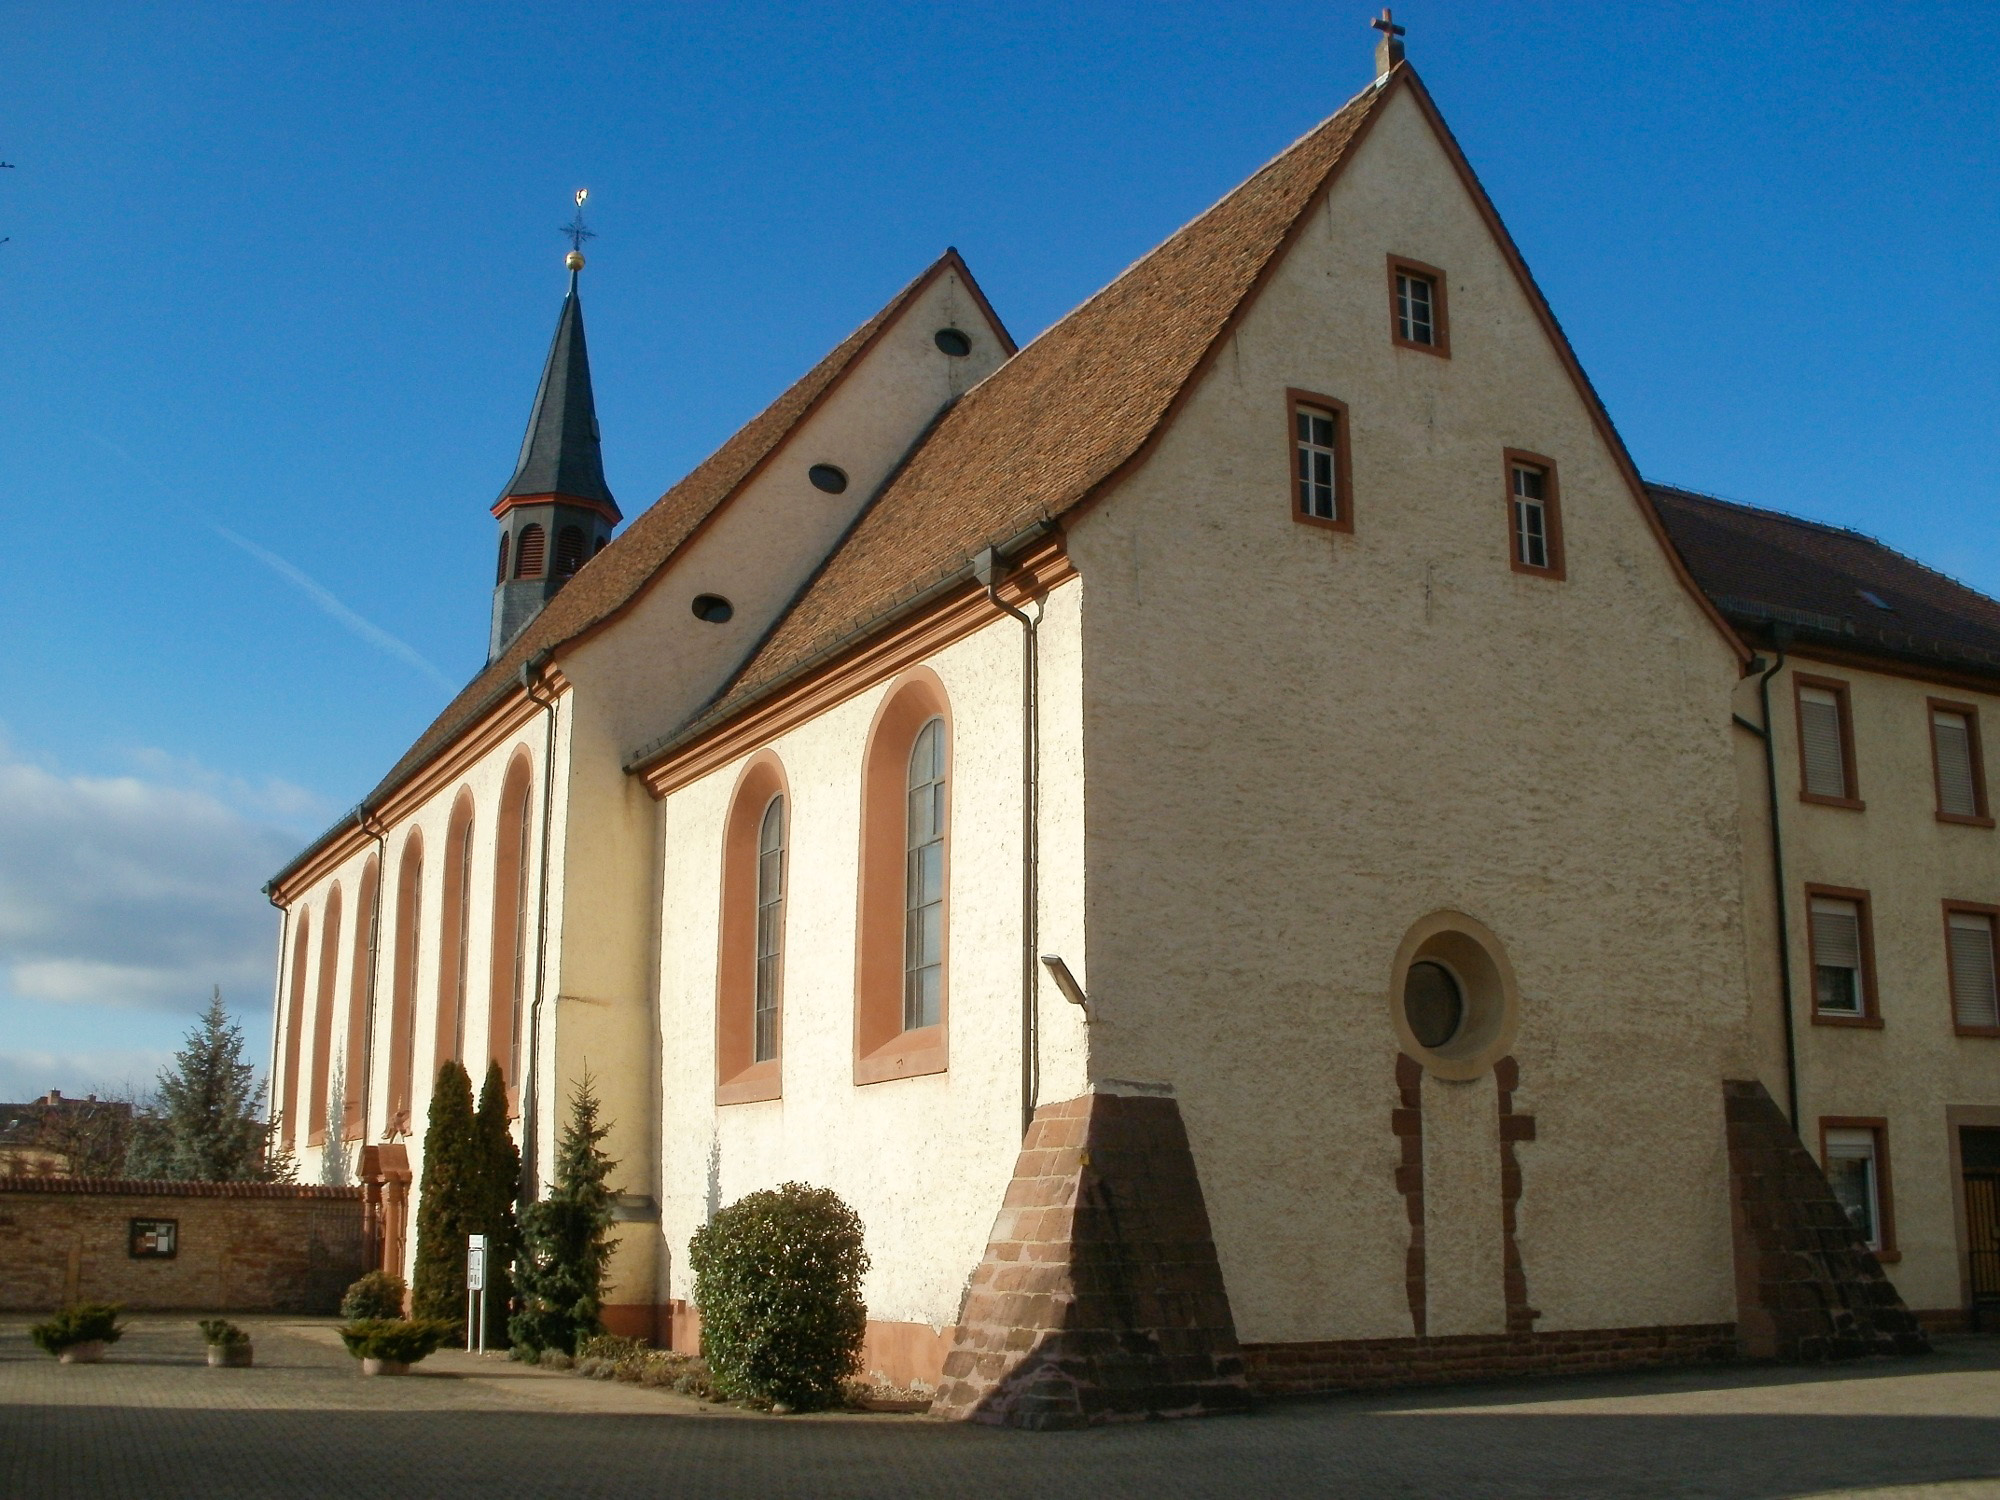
[509, 1070, 617, 1355]
[469, 1062, 521, 1348]
[410, 1061, 476, 1326]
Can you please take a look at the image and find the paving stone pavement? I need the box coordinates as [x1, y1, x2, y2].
[4, 1316, 1999, 1498]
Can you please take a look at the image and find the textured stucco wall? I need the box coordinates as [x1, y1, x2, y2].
[1736, 654, 2000, 1314]
[648, 580, 1087, 1331]
[1066, 85, 1753, 1345]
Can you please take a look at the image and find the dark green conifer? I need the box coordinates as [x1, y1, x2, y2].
[509, 1070, 617, 1355]
[410, 1061, 476, 1326]
[469, 1061, 521, 1347]
[123, 988, 288, 1182]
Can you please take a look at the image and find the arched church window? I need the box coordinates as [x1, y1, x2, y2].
[514, 524, 546, 579]
[344, 853, 379, 1140]
[307, 883, 344, 1148]
[488, 753, 534, 1114]
[553, 525, 585, 577]
[496, 533, 510, 585]
[386, 831, 424, 1133]
[279, 907, 312, 1151]
[434, 792, 475, 1070]
[715, 754, 788, 1105]
[854, 669, 951, 1084]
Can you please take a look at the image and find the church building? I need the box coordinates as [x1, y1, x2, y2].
[266, 28, 1997, 1425]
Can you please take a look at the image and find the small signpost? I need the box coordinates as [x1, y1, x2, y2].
[466, 1234, 489, 1354]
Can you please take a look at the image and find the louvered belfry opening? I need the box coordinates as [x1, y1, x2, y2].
[514, 523, 547, 579]
[553, 524, 585, 577]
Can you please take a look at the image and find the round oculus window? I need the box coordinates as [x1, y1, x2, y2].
[808, 463, 849, 494]
[933, 327, 972, 357]
[1403, 960, 1464, 1050]
[691, 593, 734, 624]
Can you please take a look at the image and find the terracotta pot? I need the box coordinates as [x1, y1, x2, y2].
[207, 1343, 254, 1368]
[57, 1341, 106, 1364]
[360, 1357, 410, 1376]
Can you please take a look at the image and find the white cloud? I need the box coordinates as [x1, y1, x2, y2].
[0, 748, 301, 1016]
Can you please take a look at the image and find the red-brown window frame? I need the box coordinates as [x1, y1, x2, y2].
[1502, 449, 1565, 580]
[344, 854, 379, 1140]
[1818, 1115, 1899, 1260]
[1387, 254, 1450, 358]
[854, 668, 952, 1087]
[1793, 673, 1865, 810]
[279, 907, 312, 1151]
[1943, 899, 2000, 1038]
[1928, 697, 1993, 827]
[433, 790, 476, 1074]
[488, 752, 534, 1117]
[1286, 389, 1354, 535]
[717, 752, 790, 1106]
[1805, 883, 1883, 1028]
[306, 882, 343, 1148]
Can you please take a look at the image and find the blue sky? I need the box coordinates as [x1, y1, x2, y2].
[1, 2, 1995, 1100]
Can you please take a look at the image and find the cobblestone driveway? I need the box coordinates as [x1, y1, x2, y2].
[4, 1317, 1999, 1498]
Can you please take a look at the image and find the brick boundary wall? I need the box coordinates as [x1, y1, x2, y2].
[0, 1177, 365, 1314]
[1242, 1322, 1738, 1394]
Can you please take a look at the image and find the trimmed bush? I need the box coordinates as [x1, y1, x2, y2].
[339, 1271, 407, 1321]
[197, 1319, 249, 1347]
[338, 1319, 456, 1366]
[31, 1303, 125, 1356]
[688, 1181, 869, 1410]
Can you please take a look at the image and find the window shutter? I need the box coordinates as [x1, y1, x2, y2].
[1949, 913, 2000, 1030]
[1934, 711, 1980, 816]
[1811, 899, 1862, 971]
[1799, 689, 1848, 799]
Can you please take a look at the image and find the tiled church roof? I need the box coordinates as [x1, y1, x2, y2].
[1652, 485, 2000, 678]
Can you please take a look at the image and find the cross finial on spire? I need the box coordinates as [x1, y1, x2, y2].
[560, 188, 594, 276]
[1372, 7, 1406, 78]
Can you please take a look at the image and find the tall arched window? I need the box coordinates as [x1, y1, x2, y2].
[495, 532, 511, 585]
[553, 525, 585, 577]
[279, 907, 312, 1150]
[386, 831, 425, 1133]
[716, 754, 788, 1104]
[344, 854, 379, 1140]
[307, 883, 343, 1147]
[854, 668, 951, 1085]
[434, 792, 475, 1070]
[488, 753, 534, 1112]
[514, 524, 546, 579]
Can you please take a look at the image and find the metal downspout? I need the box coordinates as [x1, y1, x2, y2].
[976, 546, 1043, 1138]
[519, 654, 561, 1197]
[1738, 636, 1800, 1126]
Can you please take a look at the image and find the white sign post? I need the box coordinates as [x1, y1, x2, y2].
[466, 1234, 489, 1355]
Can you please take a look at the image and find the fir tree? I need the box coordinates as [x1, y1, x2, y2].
[410, 1060, 477, 1326]
[509, 1070, 618, 1355]
[469, 1062, 521, 1347]
[122, 988, 283, 1182]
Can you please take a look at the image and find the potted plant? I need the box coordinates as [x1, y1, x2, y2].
[198, 1319, 254, 1368]
[31, 1303, 125, 1364]
[339, 1318, 455, 1376]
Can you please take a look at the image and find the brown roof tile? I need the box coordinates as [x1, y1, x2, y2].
[688, 75, 1395, 730]
[1652, 484, 2000, 676]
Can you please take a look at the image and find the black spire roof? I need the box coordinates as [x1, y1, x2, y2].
[498, 273, 620, 518]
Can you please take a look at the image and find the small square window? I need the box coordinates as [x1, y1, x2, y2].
[1286, 390, 1351, 532]
[1503, 451, 1564, 579]
[1387, 255, 1450, 357]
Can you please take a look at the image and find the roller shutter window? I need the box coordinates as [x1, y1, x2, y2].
[1933, 709, 1981, 818]
[1799, 686, 1849, 800]
[1949, 911, 2000, 1031]
[1811, 896, 1866, 1016]
[1824, 1127, 1883, 1251]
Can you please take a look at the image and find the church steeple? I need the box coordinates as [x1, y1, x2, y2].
[489, 193, 621, 662]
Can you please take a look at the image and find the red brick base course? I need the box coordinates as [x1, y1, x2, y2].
[1242, 1322, 1738, 1395]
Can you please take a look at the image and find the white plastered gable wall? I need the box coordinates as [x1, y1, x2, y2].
[543, 267, 1012, 1311]
[1064, 82, 1756, 1343]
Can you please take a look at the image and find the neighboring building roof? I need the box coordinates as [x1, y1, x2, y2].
[498, 276, 619, 517]
[271, 250, 985, 890]
[1652, 484, 2000, 678]
[691, 76, 1393, 728]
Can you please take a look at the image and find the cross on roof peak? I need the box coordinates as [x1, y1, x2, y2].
[560, 188, 594, 277]
[1372, 7, 1407, 77]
